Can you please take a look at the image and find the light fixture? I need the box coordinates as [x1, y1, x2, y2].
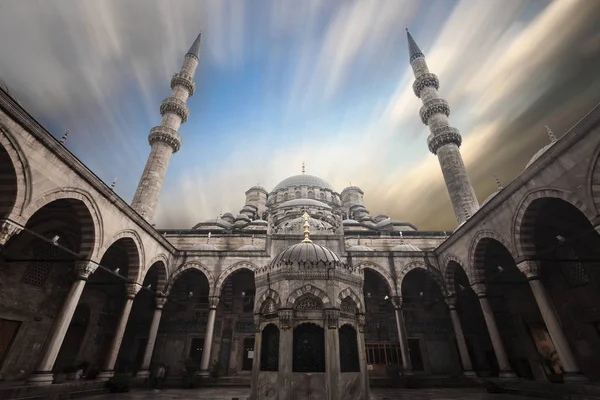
[114, 268, 120, 274]
[51, 235, 60, 245]
[189, 291, 193, 298]
[147, 284, 152, 289]
[419, 291, 424, 297]
[384, 295, 389, 300]
[367, 292, 371, 298]
[241, 291, 246, 297]
[497, 266, 504, 272]
[459, 284, 465, 291]
[556, 235, 566, 244]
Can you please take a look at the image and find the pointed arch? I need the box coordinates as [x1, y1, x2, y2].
[337, 287, 363, 311]
[469, 230, 514, 282]
[144, 253, 169, 293]
[214, 261, 257, 295]
[100, 229, 145, 283]
[166, 261, 215, 296]
[513, 188, 594, 259]
[398, 261, 446, 297]
[355, 260, 396, 295]
[441, 254, 468, 295]
[0, 123, 31, 218]
[256, 288, 282, 310]
[21, 187, 103, 260]
[286, 284, 330, 308]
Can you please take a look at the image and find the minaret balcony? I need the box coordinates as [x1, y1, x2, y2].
[171, 72, 196, 96]
[148, 126, 183, 153]
[419, 98, 450, 125]
[159, 96, 190, 123]
[412, 73, 439, 97]
[427, 126, 462, 155]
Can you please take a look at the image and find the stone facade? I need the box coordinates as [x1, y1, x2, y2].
[0, 28, 599, 396]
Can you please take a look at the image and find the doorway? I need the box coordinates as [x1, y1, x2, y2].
[189, 338, 204, 365]
[408, 338, 424, 372]
[0, 319, 21, 365]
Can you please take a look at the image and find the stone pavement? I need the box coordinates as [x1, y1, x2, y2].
[87, 387, 539, 399]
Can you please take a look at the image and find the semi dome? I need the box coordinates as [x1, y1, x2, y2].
[278, 198, 332, 209]
[525, 143, 555, 169]
[197, 243, 218, 251]
[391, 243, 421, 252]
[271, 241, 341, 266]
[272, 174, 334, 192]
[347, 244, 374, 252]
[238, 244, 262, 251]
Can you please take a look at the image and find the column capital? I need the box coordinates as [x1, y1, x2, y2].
[254, 313, 262, 332]
[471, 283, 487, 298]
[126, 283, 140, 299]
[0, 220, 22, 247]
[357, 313, 366, 332]
[74, 260, 98, 280]
[390, 295, 403, 309]
[517, 260, 542, 280]
[155, 296, 168, 309]
[325, 308, 340, 329]
[278, 309, 293, 330]
[445, 296, 457, 310]
[208, 296, 220, 309]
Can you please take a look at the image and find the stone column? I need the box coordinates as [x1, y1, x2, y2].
[392, 297, 412, 375]
[0, 220, 22, 251]
[250, 313, 262, 400]
[472, 283, 516, 379]
[97, 283, 140, 381]
[27, 261, 98, 385]
[199, 296, 219, 377]
[136, 296, 168, 378]
[277, 309, 293, 400]
[325, 309, 341, 400]
[445, 296, 476, 377]
[357, 313, 370, 400]
[518, 261, 588, 382]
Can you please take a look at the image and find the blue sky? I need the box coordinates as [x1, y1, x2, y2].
[1, 0, 599, 229]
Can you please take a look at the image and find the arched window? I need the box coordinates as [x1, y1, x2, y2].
[308, 191, 315, 199]
[319, 192, 325, 200]
[293, 323, 325, 372]
[340, 297, 357, 314]
[295, 191, 301, 199]
[283, 193, 289, 201]
[294, 294, 323, 311]
[339, 325, 360, 372]
[260, 324, 280, 371]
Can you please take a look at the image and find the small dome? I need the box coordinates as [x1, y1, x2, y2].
[391, 243, 421, 252]
[341, 186, 364, 194]
[374, 218, 392, 229]
[271, 242, 341, 266]
[221, 213, 235, 223]
[525, 142, 556, 169]
[347, 244, 374, 252]
[481, 191, 499, 207]
[238, 244, 262, 251]
[236, 213, 251, 221]
[193, 218, 232, 229]
[360, 215, 373, 222]
[342, 219, 359, 225]
[278, 198, 332, 209]
[197, 243, 218, 251]
[250, 219, 268, 225]
[272, 174, 334, 192]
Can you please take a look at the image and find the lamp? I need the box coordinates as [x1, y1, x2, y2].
[51, 235, 60, 245]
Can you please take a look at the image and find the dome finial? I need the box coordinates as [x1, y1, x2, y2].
[493, 174, 504, 190]
[545, 125, 557, 143]
[302, 212, 312, 243]
[302, 161, 305, 174]
[399, 231, 404, 243]
[207, 231, 211, 244]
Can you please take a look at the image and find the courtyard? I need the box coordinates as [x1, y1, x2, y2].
[86, 387, 538, 400]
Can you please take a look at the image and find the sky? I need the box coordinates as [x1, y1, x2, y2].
[1, 0, 600, 231]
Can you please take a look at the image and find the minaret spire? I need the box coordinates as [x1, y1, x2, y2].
[131, 32, 202, 221]
[408, 30, 479, 225]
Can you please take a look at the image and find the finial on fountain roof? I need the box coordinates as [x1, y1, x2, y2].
[302, 212, 312, 243]
[493, 174, 504, 190]
[545, 125, 557, 143]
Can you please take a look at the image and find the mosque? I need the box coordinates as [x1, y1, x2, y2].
[0, 27, 599, 400]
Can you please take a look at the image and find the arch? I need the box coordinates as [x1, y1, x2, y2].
[355, 261, 396, 295]
[337, 287, 362, 311]
[513, 188, 595, 259]
[257, 288, 282, 310]
[441, 254, 468, 296]
[286, 284, 330, 308]
[214, 261, 257, 295]
[339, 324, 360, 372]
[260, 323, 280, 371]
[21, 187, 103, 259]
[143, 253, 169, 293]
[99, 229, 144, 283]
[589, 145, 600, 214]
[0, 124, 31, 218]
[398, 261, 446, 298]
[166, 261, 215, 296]
[469, 230, 514, 283]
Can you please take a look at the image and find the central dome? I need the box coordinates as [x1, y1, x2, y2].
[272, 174, 334, 192]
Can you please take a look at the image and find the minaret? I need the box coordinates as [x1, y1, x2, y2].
[131, 32, 202, 220]
[407, 29, 479, 224]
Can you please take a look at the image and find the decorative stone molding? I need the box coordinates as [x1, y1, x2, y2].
[126, 283, 141, 299]
[208, 296, 220, 309]
[254, 313, 262, 332]
[155, 296, 168, 310]
[159, 96, 189, 123]
[148, 126, 182, 153]
[0, 220, 22, 246]
[427, 126, 462, 155]
[357, 313, 366, 332]
[412, 73, 439, 97]
[170, 72, 196, 96]
[419, 98, 450, 125]
[390, 296, 403, 309]
[279, 309, 293, 330]
[471, 283, 487, 298]
[445, 296, 457, 310]
[74, 260, 98, 280]
[517, 260, 542, 280]
[325, 309, 340, 329]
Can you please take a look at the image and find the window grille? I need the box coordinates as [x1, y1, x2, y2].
[260, 324, 279, 371]
[294, 295, 323, 311]
[339, 325, 360, 372]
[21, 238, 56, 287]
[293, 323, 325, 372]
[558, 245, 590, 287]
[365, 342, 401, 365]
